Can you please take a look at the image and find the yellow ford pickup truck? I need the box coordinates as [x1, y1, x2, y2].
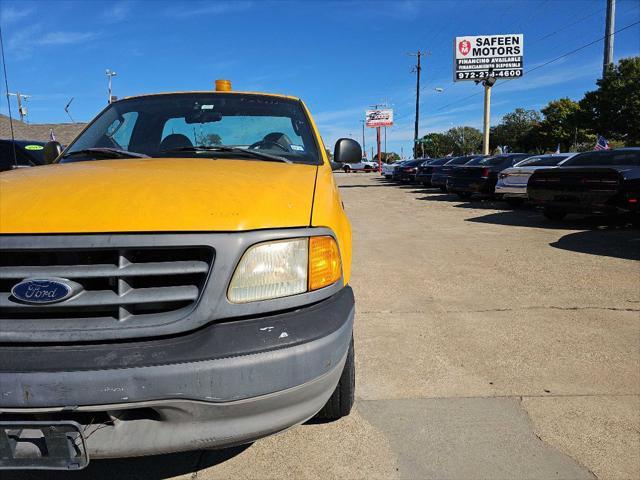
[0, 82, 360, 468]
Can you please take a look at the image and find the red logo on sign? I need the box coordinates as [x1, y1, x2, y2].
[458, 40, 471, 56]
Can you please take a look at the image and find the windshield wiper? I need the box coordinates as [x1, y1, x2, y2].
[62, 148, 150, 159]
[161, 146, 291, 163]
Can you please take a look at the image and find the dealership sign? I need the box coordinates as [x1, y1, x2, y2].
[454, 34, 523, 82]
[365, 109, 393, 128]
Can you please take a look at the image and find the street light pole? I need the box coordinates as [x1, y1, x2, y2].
[361, 120, 366, 155]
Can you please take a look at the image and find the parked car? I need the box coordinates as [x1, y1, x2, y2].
[393, 158, 427, 183]
[0, 83, 358, 466]
[447, 153, 531, 199]
[342, 159, 376, 172]
[431, 155, 484, 191]
[494, 153, 576, 205]
[382, 161, 403, 178]
[415, 157, 449, 186]
[528, 148, 640, 221]
[0, 139, 46, 171]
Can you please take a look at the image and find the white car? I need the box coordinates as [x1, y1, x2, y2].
[495, 153, 577, 202]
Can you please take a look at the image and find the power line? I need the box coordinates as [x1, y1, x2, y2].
[435, 19, 640, 113]
[399, 5, 610, 122]
[532, 8, 605, 44]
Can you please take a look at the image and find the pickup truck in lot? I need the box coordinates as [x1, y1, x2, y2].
[528, 148, 640, 221]
[0, 83, 359, 469]
[342, 160, 376, 172]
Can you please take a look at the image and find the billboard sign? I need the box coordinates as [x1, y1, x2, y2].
[454, 34, 523, 82]
[365, 109, 393, 128]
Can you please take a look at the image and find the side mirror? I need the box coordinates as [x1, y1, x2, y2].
[334, 138, 362, 164]
[43, 141, 63, 164]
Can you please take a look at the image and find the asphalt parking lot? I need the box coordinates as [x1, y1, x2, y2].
[12, 172, 639, 480]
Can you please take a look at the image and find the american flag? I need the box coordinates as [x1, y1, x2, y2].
[594, 135, 609, 150]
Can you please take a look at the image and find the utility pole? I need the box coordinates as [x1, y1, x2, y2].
[8, 92, 29, 123]
[408, 50, 425, 157]
[106, 69, 117, 103]
[408, 52, 430, 157]
[360, 120, 366, 156]
[603, 0, 616, 77]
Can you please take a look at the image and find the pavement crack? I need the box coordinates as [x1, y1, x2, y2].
[518, 396, 599, 479]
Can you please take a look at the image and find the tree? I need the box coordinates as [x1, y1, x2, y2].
[578, 57, 640, 145]
[490, 108, 541, 152]
[373, 152, 400, 163]
[196, 133, 222, 146]
[418, 132, 455, 158]
[325, 148, 333, 160]
[445, 126, 482, 155]
[537, 98, 591, 152]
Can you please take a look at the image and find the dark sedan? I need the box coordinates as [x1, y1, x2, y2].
[392, 158, 427, 183]
[528, 148, 640, 221]
[447, 153, 531, 199]
[415, 157, 449, 186]
[431, 155, 485, 191]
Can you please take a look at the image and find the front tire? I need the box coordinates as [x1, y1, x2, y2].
[315, 336, 355, 420]
[343, 165, 351, 173]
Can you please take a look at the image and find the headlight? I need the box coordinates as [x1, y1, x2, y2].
[228, 236, 342, 303]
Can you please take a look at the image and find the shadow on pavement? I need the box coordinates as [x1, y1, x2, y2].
[6, 445, 250, 480]
[338, 184, 393, 188]
[551, 228, 640, 261]
[467, 208, 639, 230]
[416, 193, 462, 202]
[454, 199, 514, 211]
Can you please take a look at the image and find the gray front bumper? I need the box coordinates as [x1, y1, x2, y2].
[0, 289, 354, 458]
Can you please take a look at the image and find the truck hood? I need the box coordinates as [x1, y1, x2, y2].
[0, 158, 318, 233]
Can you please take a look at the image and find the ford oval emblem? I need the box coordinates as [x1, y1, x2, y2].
[11, 278, 80, 305]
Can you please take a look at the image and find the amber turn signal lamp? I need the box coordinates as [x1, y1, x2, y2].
[215, 79, 232, 91]
[308, 236, 341, 291]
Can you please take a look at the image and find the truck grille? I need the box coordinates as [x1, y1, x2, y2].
[0, 247, 213, 321]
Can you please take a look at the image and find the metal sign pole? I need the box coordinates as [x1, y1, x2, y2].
[376, 127, 382, 173]
[482, 84, 492, 155]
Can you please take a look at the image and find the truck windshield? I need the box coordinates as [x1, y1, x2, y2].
[61, 93, 320, 165]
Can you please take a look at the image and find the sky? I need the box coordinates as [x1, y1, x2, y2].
[1, 0, 639, 157]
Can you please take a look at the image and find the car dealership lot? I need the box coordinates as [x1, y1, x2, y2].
[12, 172, 639, 480]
